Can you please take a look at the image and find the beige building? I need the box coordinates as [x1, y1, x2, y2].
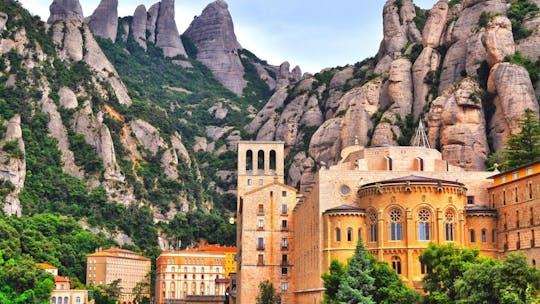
[86, 247, 151, 304]
[236, 138, 540, 303]
[37, 263, 90, 304]
[154, 243, 236, 304]
[236, 142, 296, 304]
[489, 161, 540, 266]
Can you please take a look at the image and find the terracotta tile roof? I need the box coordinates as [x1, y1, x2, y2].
[363, 175, 464, 187]
[323, 204, 365, 214]
[54, 276, 69, 283]
[36, 263, 58, 270]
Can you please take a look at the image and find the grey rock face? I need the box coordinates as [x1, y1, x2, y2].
[156, 0, 187, 58]
[48, 0, 83, 23]
[132, 5, 147, 50]
[482, 16, 515, 67]
[184, 0, 246, 95]
[129, 119, 168, 156]
[147, 3, 160, 44]
[59, 87, 78, 109]
[0, 115, 25, 216]
[487, 63, 540, 150]
[0, 12, 8, 32]
[87, 0, 118, 41]
[422, 1, 448, 48]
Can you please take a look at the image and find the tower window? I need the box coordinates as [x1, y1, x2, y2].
[389, 209, 403, 241]
[386, 156, 393, 171]
[246, 150, 253, 171]
[269, 150, 277, 170]
[335, 228, 341, 242]
[347, 227, 353, 242]
[470, 229, 476, 243]
[418, 209, 431, 241]
[369, 211, 378, 242]
[258, 254, 264, 265]
[467, 196, 475, 205]
[391, 256, 402, 274]
[445, 211, 455, 241]
[481, 229, 487, 243]
[257, 150, 265, 170]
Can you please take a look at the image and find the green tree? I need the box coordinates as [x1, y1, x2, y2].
[372, 261, 421, 304]
[419, 243, 480, 303]
[256, 280, 281, 304]
[336, 240, 376, 304]
[321, 259, 346, 303]
[454, 253, 540, 304]
[503, 108, 540, 169]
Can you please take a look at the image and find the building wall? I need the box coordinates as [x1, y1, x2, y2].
[490, 163, 540, 268]
[86, 248, 150, 304]
[155, 250, 234, 304]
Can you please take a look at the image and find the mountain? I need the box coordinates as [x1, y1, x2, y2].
[0, 0, 539, 288]
[246, 0, 540, 188]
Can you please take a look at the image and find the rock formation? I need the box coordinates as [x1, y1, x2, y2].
[47, 0, 83, 23]
[132, 5, 147, 50]
[86, 0, 119, 41]
[147, 3, 160, 44]
[0, 115, 25, 216]
[155, 0, 187, 58]
[184, 0, 246, 95]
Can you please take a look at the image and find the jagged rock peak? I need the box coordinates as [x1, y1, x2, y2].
[156, 0, 187, 58]
[87, 0, 118, 41]
[47, 0, 83, 24]
[184, 0, 246, 95]
[132, 5, 147, 50]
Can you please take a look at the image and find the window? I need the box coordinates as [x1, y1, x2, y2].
[445, 211, 455, 241]
[516, 210, 520, 228]
[503, 190, 506, 205]
[386, 156, 393, 171]
[492, 229, 496, 243]
[531, 229, 536, 248]
[529, 183, 534, 200]
[481, 229, 487, 243]
[269, 150, 277, 170]
[418, 209, 431, 241]
[501, 175, 506, 183]
[258, 254, 264, 265]
[467, 196, 475, 205]
[341, 185, 350, 195]
[258, 219, 264, 230]
[258, 179, 263, 186]
[335, 228, 341, 242]
[257, 237, 264, 250]
[282, 254, 288, 265]
[281, 220, 288, 230]
[76, 297, 81, 304]
[201, 282, 205, 295]
[531, 207, 535, 225]
[247, 179, 252, 186]
[281, 267, 288, 276]
[282, 191, 287, 197]
[517, 232, 521, 249]
[389, 209, 402, 241]
[281, 282, 289, 292]
[512, 171, 518, 180]
[281, 237, 288, 250]
[347, 227, 353, 242]
[391, 256, 402, 274]
[281, 204, 287, 214]
[246, 150, 253, 170]
[515, 187, 519, 203]
[369, 211, 378, 242]
[257, 150, 265, 170]
[52, 297, 56, 304]
[420, 263, 428, 275]
[470, 229, 476, 243]
[258, 204, 264, 214]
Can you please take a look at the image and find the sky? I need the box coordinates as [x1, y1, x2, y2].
[18, 0, 438, 73]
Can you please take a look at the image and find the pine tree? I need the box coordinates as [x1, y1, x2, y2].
[321, 259, 346, 303]
[503, 108, 540, 169]
[256, 280, 281, 304]
[336, 240, 376, 304]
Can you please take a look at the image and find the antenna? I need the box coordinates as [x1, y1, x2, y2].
[410, 120, 431, 149]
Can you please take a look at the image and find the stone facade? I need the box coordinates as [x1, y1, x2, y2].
[86, 247, 151, 304]
[236, 142, 296, 303]
[155, 243, 236, 304]
[489, 162, 540, 267]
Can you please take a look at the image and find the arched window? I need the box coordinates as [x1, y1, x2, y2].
[389, 209, 402, 241]
[516, 210, 520, 228]
[201, 282, 205, 295]
[470, 229, 476, 243]
[335, 228, 341, 242]
[386, 156, 393, 171]
[369, 211, 378, 242]
[269, 150, 276, 170]
[64, 297, 68, 304]
[533, 259, 537, 266]
[52, 297, 57, 304]
[418, 209, 431, 240]
[75, 297, 81, 304]
[246, 150, 253, 171]
[445, 211, 455, 241]
[257, 150, 265, 170]
[347, 227, 353, 242]
[481, 229, 487, 243]
[58, 297, 63, 304]
[417, 157, 424, 171]
[391, 256, 402, 274]
[492, 229, 496, 243]
[358, 228, 362, 241]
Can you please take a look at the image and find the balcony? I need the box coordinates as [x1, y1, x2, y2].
[281, 245, 288, 251]
[257, 245, 265, 251]
[281, 227, 289, 232]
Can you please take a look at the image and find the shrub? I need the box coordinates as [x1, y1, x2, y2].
[508, 0, 540, 40]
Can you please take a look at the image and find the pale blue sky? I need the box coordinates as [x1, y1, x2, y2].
[20, 0, 437, 73]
